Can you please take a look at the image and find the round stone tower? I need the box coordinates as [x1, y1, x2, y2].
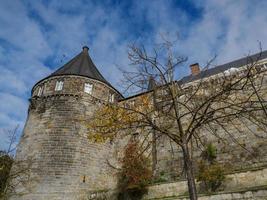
[11, 47, 122, 200]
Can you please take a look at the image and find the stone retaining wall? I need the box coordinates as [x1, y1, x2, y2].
[86, 168, 267, 200]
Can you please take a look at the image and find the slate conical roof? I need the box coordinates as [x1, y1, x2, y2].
[50, 46, 110, 85]
[33, 46, 123, 97]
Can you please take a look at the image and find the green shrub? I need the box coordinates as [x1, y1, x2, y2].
[152, 171, 169, 184]
[201, 143, 217, 163]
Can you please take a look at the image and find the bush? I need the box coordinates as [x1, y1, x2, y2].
[152, 171, 169, 184]
[197, 160, 225, 192]
[117, 141, 152, 200]
[197, 143, 225, 192]
[201, 143, 217, 163]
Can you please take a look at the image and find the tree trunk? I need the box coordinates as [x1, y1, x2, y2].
[182, 143, 198, 200]
[152, 131, 157, 176]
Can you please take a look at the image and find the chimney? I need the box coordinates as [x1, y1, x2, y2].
[190, 63, 200, 75]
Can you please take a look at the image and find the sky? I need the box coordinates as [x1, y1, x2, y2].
[1, 0, 267, 149]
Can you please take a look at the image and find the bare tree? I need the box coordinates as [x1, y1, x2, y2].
[0, 126, 32, 199]
[88, 39, 267, 200]
[0, 126, 20, 198]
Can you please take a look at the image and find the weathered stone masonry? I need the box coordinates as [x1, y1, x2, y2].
[11, 47, 122, 200]
[10, 47, 267, 200]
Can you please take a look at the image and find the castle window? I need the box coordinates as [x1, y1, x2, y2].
[37, 86, 43, 96]
[109, 93, 115, 102]
[55, 81, 64, 91]
[129, 100, 135, 107]
[84, 83, 93, 94]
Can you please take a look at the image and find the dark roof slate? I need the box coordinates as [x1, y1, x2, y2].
[33, 46, 123, 98]
[121, 50, 267, 101]
[179, 50, 267, 84]
[50, 46, 110, 85]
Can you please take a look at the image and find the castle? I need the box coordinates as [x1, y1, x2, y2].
[10, 46, 267, 200]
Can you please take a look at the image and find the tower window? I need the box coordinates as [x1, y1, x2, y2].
[55, 81, 64, 91]
[84, 83, 93, 94]
[109, 93, 115, 102]
[37, 86, 43, 96]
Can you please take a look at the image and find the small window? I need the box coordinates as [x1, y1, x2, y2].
[37, 86, 43, 96]
[84, 83, 93, 94]
[109, 93, 115, 102]
[129, 100, 135, 107]
[55, 81, 64, 91]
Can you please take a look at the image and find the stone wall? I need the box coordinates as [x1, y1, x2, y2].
[154, 131, 267, 181]
[10, 76, 121, 200]
[32, 75, 121, 101]
[85, 168, 267, 200]
[10, 64, 267, 199]
[152, 66, 267, 181]
[143, 168, 267, 199]
[114, 65, 267, 183]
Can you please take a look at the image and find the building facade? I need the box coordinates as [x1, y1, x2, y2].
[10, 47, 122, 200]
[10, 47, 267, 200]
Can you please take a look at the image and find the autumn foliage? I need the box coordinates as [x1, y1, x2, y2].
[117, 140, 152, 199]
[88, 95, 153, 143]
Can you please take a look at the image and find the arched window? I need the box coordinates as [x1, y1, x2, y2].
[108, 93, 115, 102]
[37, 86, 43, 96]
[55, 81, 64, 91]
[84, 83, 93, 94]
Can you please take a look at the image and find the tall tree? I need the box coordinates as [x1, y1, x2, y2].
[88, 39, 267, 200]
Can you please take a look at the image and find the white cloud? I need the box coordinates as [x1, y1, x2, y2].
[0, 0, 52, 59]
[0, 92, 26, 150]
[0, 93, 28, 119]
[177, 0, 267, 67]
[0, 69, 28, 94]
[1, 0, 267, 149]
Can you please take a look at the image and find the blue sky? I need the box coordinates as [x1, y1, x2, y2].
[1, 0, 267, 149]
